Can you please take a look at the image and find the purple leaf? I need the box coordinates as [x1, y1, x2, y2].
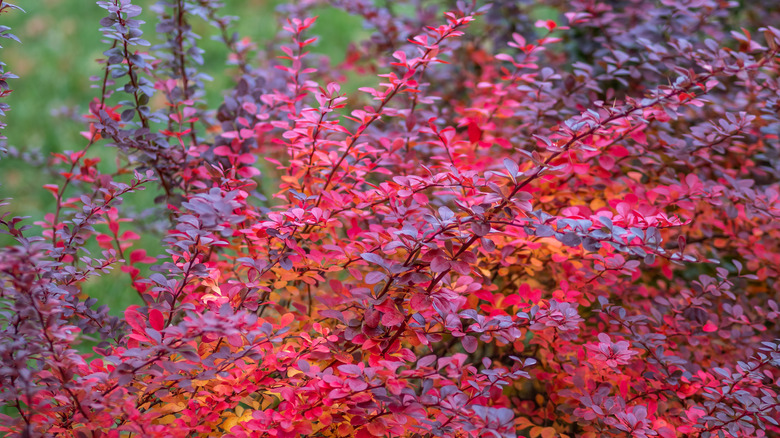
[462, 336, 478, 353]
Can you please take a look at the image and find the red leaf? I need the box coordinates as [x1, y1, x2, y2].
[43, 184, 59, 197]
[120, 230, 141, 241]
[125, 306, 145, 333]
[467, 122, 482, 143]
[381, 310, 405, 327]
[213, 145, 234, 156]
[149, 309, 164, 332]
[95, 234, 113, 249]
[366, 420, 387, 436]
[430, 256, 450, 273]
[129, 249, 156, 264]
[598, 154, 615, 170]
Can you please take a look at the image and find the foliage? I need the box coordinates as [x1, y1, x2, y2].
[1, 0, 780, 437]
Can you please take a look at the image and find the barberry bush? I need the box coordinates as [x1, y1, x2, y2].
[1, 0, 779, 436]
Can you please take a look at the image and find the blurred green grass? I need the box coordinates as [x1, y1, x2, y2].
[0, 0, 368, 317]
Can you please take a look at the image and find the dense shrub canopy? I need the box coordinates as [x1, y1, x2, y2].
[1, 0, 779, 437]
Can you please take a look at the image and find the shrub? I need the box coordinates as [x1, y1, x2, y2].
[1, 0, 779, 437]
